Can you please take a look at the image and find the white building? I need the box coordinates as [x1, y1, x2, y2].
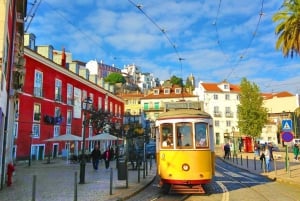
[194, 80, 240, 145]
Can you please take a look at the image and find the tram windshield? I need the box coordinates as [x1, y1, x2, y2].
[195, 122, 209, 148]
[176, 123, 192, 148]
[161, 123, 174, 148]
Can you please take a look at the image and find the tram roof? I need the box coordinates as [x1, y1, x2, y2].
[157, 108, 211, 120]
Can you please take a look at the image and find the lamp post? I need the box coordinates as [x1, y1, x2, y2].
[232, 126, 237, 157]
[79, 97, 93, 184]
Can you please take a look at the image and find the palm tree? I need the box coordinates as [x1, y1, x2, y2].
[272, 0, 300, 58]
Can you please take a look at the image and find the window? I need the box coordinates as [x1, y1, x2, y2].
[54, 125, 60, 137]
[32, 124, 40, 138]
[175, 88, 181, 94]
[161, 123, 173, 149]
[195, 122, 208, 148]
[33, 104, 41, 121]
[164, 88, 170, 94]
[225, 94, 230, 100]
[67, 84, 73, 105]
[98, 97, 102, 110]
[176, 122, 192, 148]
[226, 120, 231, 127]
[13, 122, 18, 138]
[67, 110, 72, 125]
[34, 71, 43, 97]
[213, 94, 218, 100]
[110, 102, 113, 113]
[154, 89, 159, 95]
[66, 126, 71, 135]
[55, 107, 62, 125]
[154, 102, 159, 110]
[105, 94, 108, 112]
[55, 79, 62, 102]
[144, 103, 149, 110]
[215, 120, 220, 127]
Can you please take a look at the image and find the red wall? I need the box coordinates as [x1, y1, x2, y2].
[16, 51, 124, 160]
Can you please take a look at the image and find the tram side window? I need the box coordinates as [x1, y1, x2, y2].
[161, 123, 173, 148]
[195, 122, 208, 148]
[176, 123, 192, 148]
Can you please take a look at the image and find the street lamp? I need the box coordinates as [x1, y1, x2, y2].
[79, 97, 93, 184]
[232, 126, 237, 157]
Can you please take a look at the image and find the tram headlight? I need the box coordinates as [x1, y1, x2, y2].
[182, 163, 190, 171]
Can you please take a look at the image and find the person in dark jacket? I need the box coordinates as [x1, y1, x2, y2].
[91, 145, 101, 170]
[224, 143, 230, 159]
[103, 147, 111, 170]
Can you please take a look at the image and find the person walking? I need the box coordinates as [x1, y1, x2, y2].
[91, 144, 101, 170]
[293, 144, 299, 161]
[264, 146, 271, 172]
[103, 147, 111, 170]
[223, 143, 230, 159]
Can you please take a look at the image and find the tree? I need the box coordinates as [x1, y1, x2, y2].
[104, 72, 126, 84]
[237, 78, 268, 139]
[170, 75, 183, 86]
[185, 77, 194, 91]
[272, 0, 300, 58]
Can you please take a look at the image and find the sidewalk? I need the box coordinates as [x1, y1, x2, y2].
[215, 146, 300, 187]
[0, 158, 157, 201]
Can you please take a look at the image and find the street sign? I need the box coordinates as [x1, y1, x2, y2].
[282, 119, 292, 131]
[281, 131, 294, 142]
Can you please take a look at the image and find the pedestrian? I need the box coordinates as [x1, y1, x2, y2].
[264, 146, 271, 172]
[103, 147, 111, 170]
[259, 151, 265, 169]
[90, 144, 101, 170]
[110, 146, 115, 161]
[223, 143, 230, 159]
[239, 141, 243, 152]
[293, 144, 299, 161]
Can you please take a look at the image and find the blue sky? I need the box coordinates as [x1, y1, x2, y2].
[26, 0, 300, 94]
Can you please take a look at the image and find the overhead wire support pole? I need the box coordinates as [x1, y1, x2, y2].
[25, 0, 42, 33]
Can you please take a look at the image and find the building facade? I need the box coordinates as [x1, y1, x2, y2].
[14, 35, 124, 162]
[0, 0, 26, 189]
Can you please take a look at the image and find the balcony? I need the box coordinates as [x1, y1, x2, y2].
[214, 112, 222, 117]
[225, 112, 234, 118]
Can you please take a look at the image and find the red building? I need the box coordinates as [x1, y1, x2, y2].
[15, 35, 124, 161]
[0, 0, 26, 189]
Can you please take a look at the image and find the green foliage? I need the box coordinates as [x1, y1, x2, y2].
[104, 72, 126, 84]
[185, 77, 194, 90]
[272, 0, 300, 58]
[237, 78, 268, 139]
[170, 75, 183, 86]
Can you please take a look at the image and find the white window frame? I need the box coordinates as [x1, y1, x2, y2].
[54, 125, 60, 137]
[32, 124, 40, 138]
[55, 79, 62, 102]
[34, 70, 43, 97]
[67, 83, 73, 105]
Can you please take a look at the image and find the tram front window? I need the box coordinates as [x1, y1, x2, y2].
[161, 123, 173, 149]
[195, 122, 208, 148]
[176, 123, 192, 148]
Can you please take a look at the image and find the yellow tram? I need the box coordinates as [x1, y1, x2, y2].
[155, 102, 215, 193]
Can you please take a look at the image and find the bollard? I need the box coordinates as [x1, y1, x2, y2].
[110, 168, 113, 195]
[274, 159, 277, 176]
[240, 155, 243, 166]
[150, 157, 152, 170]
[146, 160, 148, 176]
[246, 156, 249, 168]
[236, 155, 238, 165]
[143, 160, 146, 179]
[32, 175, 36, 201]
[254, 157, 256, 170]
[126, 162, 128, 188]
[74, 172, 77, 201]
[138, 163, 140, 183]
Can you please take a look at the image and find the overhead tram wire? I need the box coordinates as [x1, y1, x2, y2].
[127, 0, 185, 78]
[225, 0, 265, 80]
[212, 0, 265, 81]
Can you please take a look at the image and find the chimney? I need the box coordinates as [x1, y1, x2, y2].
[61, 47, 66, 67]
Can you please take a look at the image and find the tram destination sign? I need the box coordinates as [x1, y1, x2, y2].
[165, 101, 203, 110]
